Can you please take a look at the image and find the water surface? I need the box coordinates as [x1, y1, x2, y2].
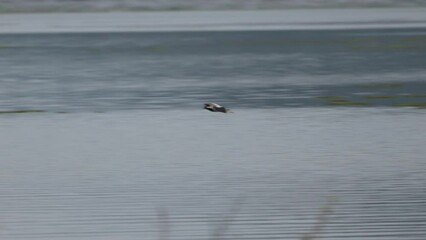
[1, 108, 426, 239]
[1, 23, 426, 240]
[1, 28, 426, 112]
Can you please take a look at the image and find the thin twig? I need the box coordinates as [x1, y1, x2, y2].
[210, 196, 245, 240]
[156, 207, 170, 240]
[301, 197, 337, 240]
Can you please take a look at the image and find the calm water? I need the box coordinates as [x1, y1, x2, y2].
[1, 27, 426, 240]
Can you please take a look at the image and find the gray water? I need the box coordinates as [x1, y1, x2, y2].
[1, 29, 426, 112]
[1, 28, 426, 239]
[1, 0, 426, 13]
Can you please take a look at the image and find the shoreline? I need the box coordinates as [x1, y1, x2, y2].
[1, 8, 426, 34]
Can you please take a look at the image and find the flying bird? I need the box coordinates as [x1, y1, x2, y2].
[204, 103, 230, 113]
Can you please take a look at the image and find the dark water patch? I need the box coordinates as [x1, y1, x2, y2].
[0, 109, 45, 114]
[360, 83, 403, 89]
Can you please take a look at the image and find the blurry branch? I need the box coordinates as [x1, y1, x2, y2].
[301, 197, 338, 240]
[210, 196, 245, 240]
[156, 207, 170, 240]
[155, 196, 335, 240]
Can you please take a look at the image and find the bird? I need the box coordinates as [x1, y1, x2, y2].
[204, 103, 230, 113]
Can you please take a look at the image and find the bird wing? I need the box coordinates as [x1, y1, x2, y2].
[211, 103, 223, 108]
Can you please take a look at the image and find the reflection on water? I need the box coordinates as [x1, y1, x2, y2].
[1, 29, 426, 112]
[0, 109, 426, 239]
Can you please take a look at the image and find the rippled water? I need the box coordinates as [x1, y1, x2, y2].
[1, 29, 426, 112]
[1, 108, 426, 239]
[1, 27, 426, 239]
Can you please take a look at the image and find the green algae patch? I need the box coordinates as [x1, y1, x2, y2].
[328, 100, 369, 107]
[403, 94, 426, 98]
[315, 96, 343, 100]
[394, 103, 426, 109]
[364, 95, 397, 99]
[364, 94, 426, 100]
[315, 96, 369, 107]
